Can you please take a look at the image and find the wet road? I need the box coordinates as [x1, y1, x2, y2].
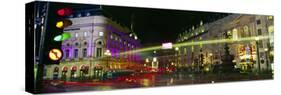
[42, 72, 273, 93]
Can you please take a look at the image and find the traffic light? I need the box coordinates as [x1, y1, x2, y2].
[41, 3, 73, 65]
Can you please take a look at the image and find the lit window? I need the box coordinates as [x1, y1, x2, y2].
[110, 35, 113, 39]
[232, 28, 238, 40]
[84, 32, 88, 37]
[115, 36, 118, 41]
[268, 25, 274, 33]
[99, 32, 103, 36]
[243, 26, 249, 37]
[243, 26, 249, 32]
[268, 16, 273, 20]
[75, 33, 79, 38]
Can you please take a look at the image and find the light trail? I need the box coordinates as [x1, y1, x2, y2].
[119, 35, 270, 55]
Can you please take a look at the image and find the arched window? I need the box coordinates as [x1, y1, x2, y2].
[243, 26, 249, 37]
[83, 48, 87, 57]
[65, 49, 70, 58]
[74, 49, 78, 58]
[232, 28, 238, 40]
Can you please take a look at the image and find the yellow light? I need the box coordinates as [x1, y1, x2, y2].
[255, 37, 260, 41]
[56, 21, 64, 28]
[264, 48, 268, 51]
[145, 58, 149, 63]
[175, 47, 179, 51]
[268, 16, 273, 20]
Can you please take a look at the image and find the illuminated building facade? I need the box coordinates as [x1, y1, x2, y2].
[176, 14, 274, 72]
[44, 7, 141, 80]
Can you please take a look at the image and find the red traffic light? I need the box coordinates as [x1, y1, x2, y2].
[57, 8, 72, 16]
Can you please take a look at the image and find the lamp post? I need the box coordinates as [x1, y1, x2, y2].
[264, 48, 269, 72]
[145, 58, 149, 67]
[175, 47, 179, 69]
[255, 37, 261, 74]
[152, 57, 158, 72]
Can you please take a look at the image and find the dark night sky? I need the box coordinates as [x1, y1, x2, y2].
[102, 6, 230, 46]
[58, 1, 232, 46]
[67, 2, 230, 46]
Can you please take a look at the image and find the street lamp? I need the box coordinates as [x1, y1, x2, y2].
[255, 37, 261, 74]
[145, 58, 150, 63]
[175, 47, 179, 51]
[175, 47, 179, 68]
[264, 48, 270, 71]
[152, 57, 158, 70]
[145, 58, 149, 67]
[153, 57, 157, 62]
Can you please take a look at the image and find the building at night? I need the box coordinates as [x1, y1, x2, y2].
[176, 14, 274, 73]
[44, 7, 141, 80]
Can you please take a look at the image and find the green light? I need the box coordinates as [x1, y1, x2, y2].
[61, 32, 71, 40]
[54, 35, 62, 41]
[53, 32, 71, 41]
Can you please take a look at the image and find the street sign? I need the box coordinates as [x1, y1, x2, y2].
[48, 48, 63, 61]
